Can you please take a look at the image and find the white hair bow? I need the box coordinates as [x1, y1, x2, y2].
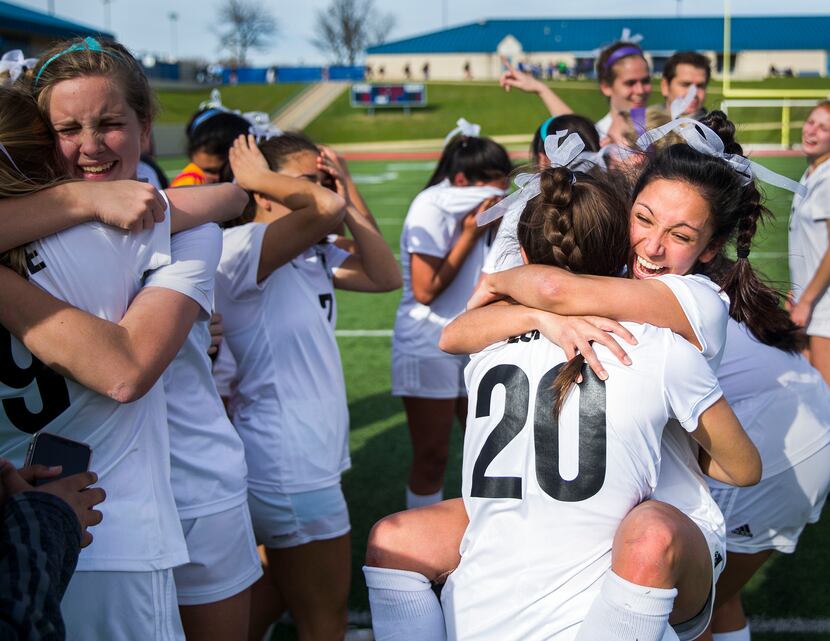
[619, 28, 644, 44]
[443, 117, 482, 146]
[670, 84, 698, 119]
[477, 130, 585, 226]
[244, 111, 283, 143]
[199, 88, 225, 111]
[0, 50, 38, 83]
[635, 117, 807, 196]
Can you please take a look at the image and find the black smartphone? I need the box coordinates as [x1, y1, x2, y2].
[24, 433, 92, 486]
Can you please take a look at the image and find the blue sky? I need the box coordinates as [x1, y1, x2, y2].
[13, 0, 830, 66]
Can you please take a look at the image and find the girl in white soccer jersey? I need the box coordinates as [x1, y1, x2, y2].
[216, 132, 399, 641]
[448, 153, 761, 641]
[789, 101, 830, 384]
[365, 113, 808, 641]
[0, 41, 252, 638]
[392, 130, 511, 510]
[20, 41, 262, 640]
[0, 45, 245, 641]
[455, 114, 830, 641]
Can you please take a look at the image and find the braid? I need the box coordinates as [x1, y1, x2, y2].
[539, 169, 584, 274]
[702, 183, 806, 352]
[516, 165, 630, 417]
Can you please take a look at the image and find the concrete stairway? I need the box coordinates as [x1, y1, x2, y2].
[272, 81, 350, 131]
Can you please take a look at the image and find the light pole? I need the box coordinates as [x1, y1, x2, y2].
[168, 12, 179, 61]
[442, 0, 448, 28]
[102, 0, 112, 32]
[47, 0, 54, 15]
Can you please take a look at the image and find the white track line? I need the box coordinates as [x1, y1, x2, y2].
[748, 618, 830, 633]
[336, 329, 393, 337]
[343, 610, 830, 635]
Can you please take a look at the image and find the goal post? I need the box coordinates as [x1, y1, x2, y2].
[719, 98, 828, 149]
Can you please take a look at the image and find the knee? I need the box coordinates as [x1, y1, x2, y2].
[412, 445, 449, 478]
[365, 512, 407, 568]
[612, 503, 684, 586]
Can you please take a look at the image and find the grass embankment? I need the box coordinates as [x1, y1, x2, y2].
[153, 83, 306, 123]
[305, 77, 830, 145]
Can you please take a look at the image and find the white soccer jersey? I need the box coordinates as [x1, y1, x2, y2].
[145, 224, 249, 519]
[442, 325, 722, 641]
[214, 224, 351, 493]
[0, 209, 194, 572]
[649, 273, 730, 545]
[393, 180, 506, 359]
[789, 160, 830, 336]
[713, 318, 830, 480]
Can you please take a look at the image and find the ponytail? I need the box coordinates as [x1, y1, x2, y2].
[425, 135, 512, 188]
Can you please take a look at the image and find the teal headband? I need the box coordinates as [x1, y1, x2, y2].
[34, 37, 115, 86]
[539, 116, 555, 140]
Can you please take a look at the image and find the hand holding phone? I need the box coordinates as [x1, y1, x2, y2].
[24, 433, 92, 486]
[1, 458, 105, 547]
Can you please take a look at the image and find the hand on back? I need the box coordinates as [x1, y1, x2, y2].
[88, 180, 166, 232]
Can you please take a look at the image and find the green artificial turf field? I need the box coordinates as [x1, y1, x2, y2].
[157, 153, 829, 640]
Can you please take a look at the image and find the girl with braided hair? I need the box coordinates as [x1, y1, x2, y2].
[364, 131, 762, 641]
[365, 112, 827, 641]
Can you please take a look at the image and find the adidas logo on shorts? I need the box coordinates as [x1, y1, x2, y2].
[714, 550, 724, 567]
[730, 523, 753, 538]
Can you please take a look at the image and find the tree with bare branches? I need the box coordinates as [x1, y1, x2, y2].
[216, 0, 278, 66]
[311, 0, 396, 66]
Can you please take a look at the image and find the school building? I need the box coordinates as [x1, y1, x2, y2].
[365, 16, 830, 81]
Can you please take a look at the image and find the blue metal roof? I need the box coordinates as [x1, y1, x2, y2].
[367, 16, 830, 55]
[0, 0, 112, 40]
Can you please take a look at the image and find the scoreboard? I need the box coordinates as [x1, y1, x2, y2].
[350, 84, 427, 113]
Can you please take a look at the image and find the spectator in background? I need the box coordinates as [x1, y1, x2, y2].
[463, 60, 472, 80]
[422, 62, 430, 80]
[661, 51, 711, 119]
[0, 459, 105, 641]
[594, 41, 652, 139]
[404, 63, 412, 80]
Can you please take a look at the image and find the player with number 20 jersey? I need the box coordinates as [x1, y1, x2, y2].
[442, 322, 723, 640]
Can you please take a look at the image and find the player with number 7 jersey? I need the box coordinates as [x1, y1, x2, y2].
[442, 323, 724, 640]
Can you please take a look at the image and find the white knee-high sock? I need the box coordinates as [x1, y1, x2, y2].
[363, 566, 446, 641]
[713, 624, 751, 641]
[574, 570, 678, 641]
[406, 486, 443, 510]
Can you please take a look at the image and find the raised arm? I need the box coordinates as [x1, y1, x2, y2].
[0, 266, 199, 403]
[469, 265, 703, 350]
[499, 59, 574, 117]
[228, 135, 346, 283]
[317, 147, 401, 292]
